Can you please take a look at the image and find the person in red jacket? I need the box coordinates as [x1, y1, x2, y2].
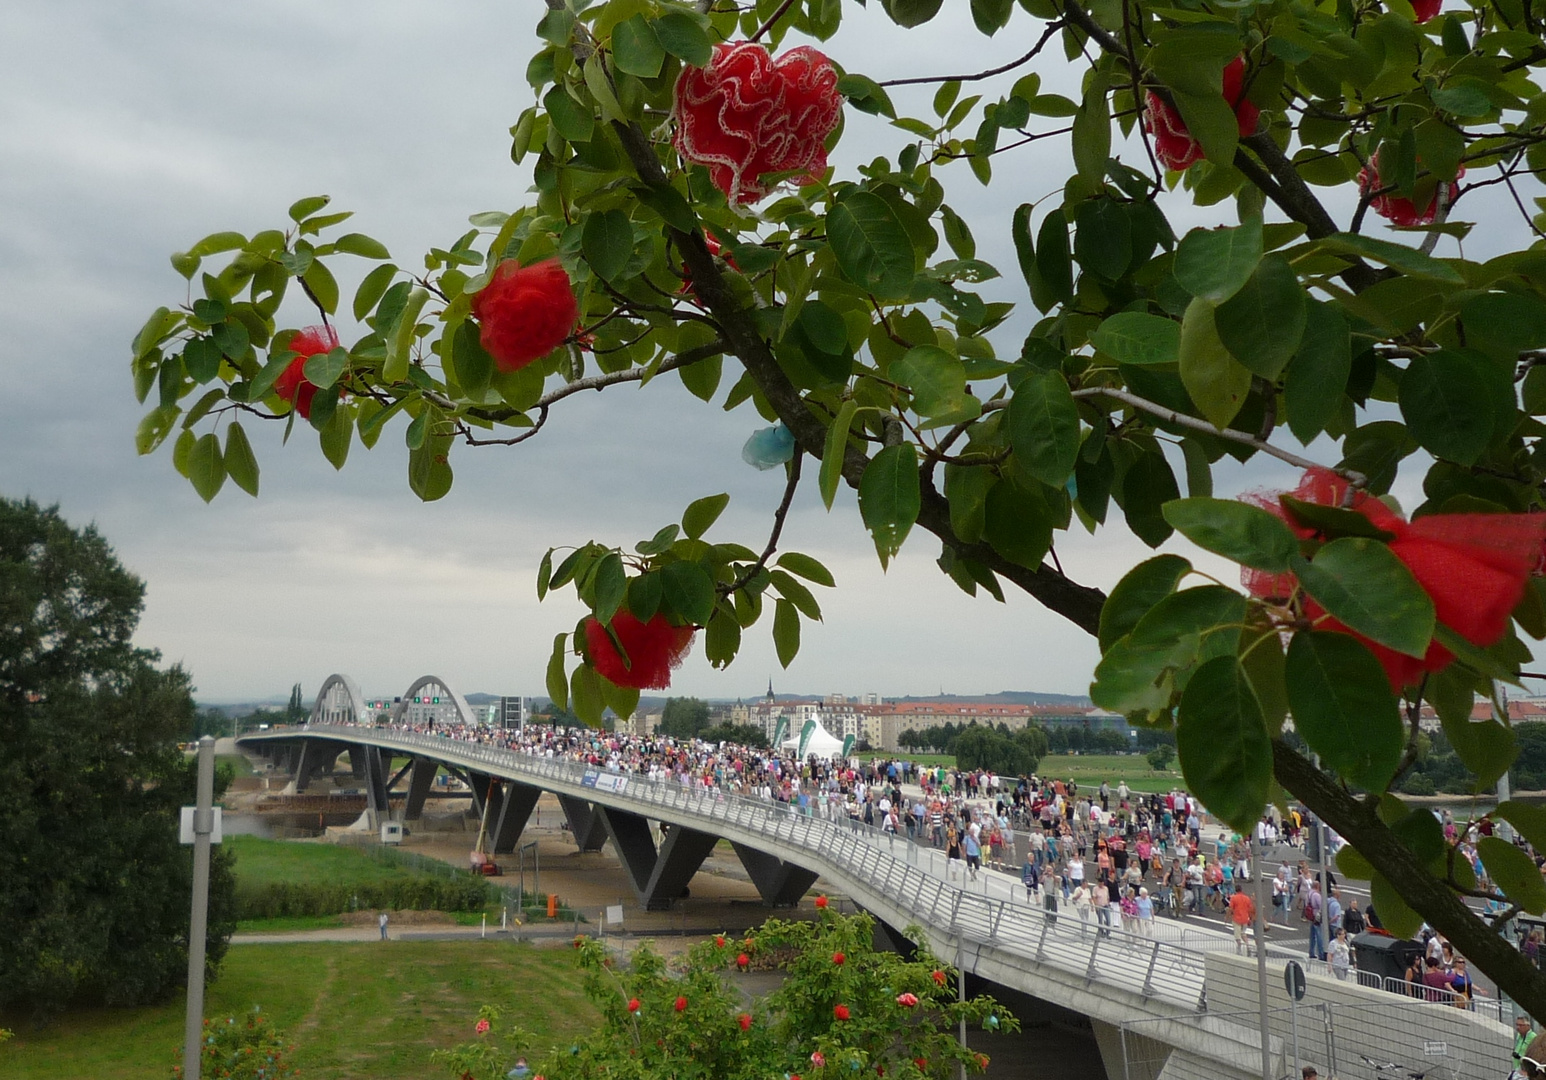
[1229, 889, 1257, 955]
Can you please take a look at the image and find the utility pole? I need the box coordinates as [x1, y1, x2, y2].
[1253, 831, 1272, 1080]
[183, 736, 216, 1080]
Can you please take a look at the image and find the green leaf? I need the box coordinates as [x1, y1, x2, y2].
[1177, 655, 1272, 832]
[302, 260, 339, 315]
[451, 320, 495, 398]
[571, 663, 605, 727]
[1091, 586, 1245, 715]
[776, 552, 835, 588]
[893, 345, 975, 421]
[969, 0, 1013, 34]
[288, 196, 330, 223]
[1285, 631, 1404, 791]
[384, 287, 429, 383]
[133, 306, 179, 361]
[1073, 197, 1131, 281]
[682, 493, 730, 539]
[187, 432, 226, 503]
[1036, 208, 1073, 305]
[582, 209, 634, 282]
[859, 443, 921, 569]
[407, 436, 453, 501]
[223, 422, 259, 497]
[628, 571, 663, 621]
[1284, 301, 1352, 445]
[1006, 368, 1080, 487]
[593, 552, 627, 624]
[612, 15, 665, 78]
[827, 192, 916, 300]
[1161, 497, 1298, 572]
[940, 205, 975, 260]
[1480, 837, 1546, 914]
[1293, 538, 1435, 660]
[544, 84, 594, 142]
[136, 405, 180, 456]
[635, 525, 680, 557]
[1369, 872, 1424, 939]
[1173, 220, 1263, 304]
[1178, 297, 1252, 429]
[331, 233, 391, 259]
[1122, 449, 1180, 547]
[1497, 800, 1546, 853]
[546, 634, 569, 712]
[1399, 349, 1506, 466]
[882, 0, 945, 27]
[1314, 233, 1464, 284]
[536, 549, 553, 602]
[1214, 255, 1306, 380]
[582, 52, 625, 123]
[353, 263, 399, 322]
[653, 12, 712, 66]
[772, 598, 801, 668]
[1071, 74, 1110, 188]
[1099, 553, 1191, 651]
[302, 346, 348, 390]
[705, 609, 742, 668]
[1441, 709, 1518, 791]
[661, 561, 716, 625]
[1280, 496, 1396, 541]
[1089, 312, 1180, 366]
[318, 403, 352, 469]
[945, 463, 991, 543]
[821, 400, 858, 510]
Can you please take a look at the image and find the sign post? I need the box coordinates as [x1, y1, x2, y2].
[182, 736, 219, 1080]
[1253, 834, 1272, 1080]
[1284, 959, 1306, 1077]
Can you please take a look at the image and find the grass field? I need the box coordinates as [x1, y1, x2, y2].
[228, 835, 450, 891]
[217, 753, 255, 778]
[866, 751, 1184, 794]
[1, 940, 600, 1080]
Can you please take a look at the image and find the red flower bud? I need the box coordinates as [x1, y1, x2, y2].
[896, 992, 919, 1007]
[833, 1004, 851, 1021]
[628, 998, 640, 1013]
[832, 951, 845, 965]
[474, 1018, 490, 1034]
[975, 1054, 989, 1069]
[675, 995, 689, 1012]
[815, 895, 829, 909]
[273, 325, 339, 420]
[584, 612, 695, 691]
[715, 935, 727, 947]
[470, 259, 578, 373]
[673, 42, 843, 205]
[1412, 0, 1441, 20]
[737, 952, 751, 968]
[931, 970, 947, 986]
[738, 1012, 752, 1030]
[914, 1059, 927, 1070]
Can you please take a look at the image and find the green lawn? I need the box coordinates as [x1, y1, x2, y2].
[1040, 753, 1182, 793]
[228, 835, 449, 890]
[1, 940, 600, 1080]
[217, 753, 255, 778]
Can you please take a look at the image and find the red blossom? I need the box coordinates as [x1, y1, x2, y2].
[1143, 57, 1259, 172]
[815, 895, 829, 909]
[833, 1004, 851, 1021]
[273, 325, 339, 420]
[470, 258, 578, 373]
[737, 952, 750, 968]
[673, 41, 843, 204]
[1242, 467, 1546, 690]
[914, 1059, 928, 1070]
[474, 1018, 490, 1034]
[931, 970, 947, 986]
[975, 1054, 989, 1069]
[680, 234, 739, 297]
[628, 998, 641, 1013]
[896, 992, 919, 1007]
[832, 951, 845, 965]
[675, 995, 689, 1013]
[1357, 153, 1464, 227]
[738, 1012, 752, 1030]
[1413, 0, 1442, 20]
[584, 611, 696, 690]
[812, 1051, 827, 1067]
[715, 935, 727, 947]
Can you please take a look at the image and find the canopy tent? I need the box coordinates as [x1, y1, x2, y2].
[780, 716, 847, 759]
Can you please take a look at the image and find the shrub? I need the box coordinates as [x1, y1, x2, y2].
[172, 1010, 295, 1080]
[235, 875, 494, 920]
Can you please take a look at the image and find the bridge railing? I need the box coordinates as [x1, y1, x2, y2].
[274, 723, 1216, 1012]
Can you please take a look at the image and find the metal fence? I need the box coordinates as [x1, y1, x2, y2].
[1119, 999, 1512, 1080]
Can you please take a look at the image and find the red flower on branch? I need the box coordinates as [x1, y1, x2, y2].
[584, 611, 695, 690]
[673, 41, 843, 205]
[814, 895, 829, 909]
[1243, 468, 1546, 690]
[737, 952, 750, 968]
[931, 969, 947, 986]
[471, 259, 578, 373]
[474, 1018, 490, 1034]
[832, 951, 845, 966]
[1357, 153, 1464, 227]
[833, 1004, 851, 1021]
[273, 325, 339, 420]
[675, 995, 689, 1013]
[1413, 0, 1442, 20]
[738, 1012, 752, 1030]
[896, 992, 919, 1007]
[1143, 56, 1260, 172]
[628, 998, 640, 1013]
[715, 935, 727, 947]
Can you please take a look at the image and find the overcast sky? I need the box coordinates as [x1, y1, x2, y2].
[1, 2, 1524, 705]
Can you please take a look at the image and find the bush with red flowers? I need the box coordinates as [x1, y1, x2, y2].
[1143, 56, 1259, 172]
[439, 913, 1011, 1080]
[272, 324, 339, 420]
[583, 611, 696, 691]
[673, 42, 843, 204]
[470, 259, 578, 373]
[172, 1010, 297, 1080]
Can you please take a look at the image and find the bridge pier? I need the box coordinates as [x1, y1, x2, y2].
[597, 808, 719, 910]
[730, 842, 819, 907]
[557, 794, 608, 852]
[403, 759, 437, 821]
[490, 782, 541, 854]
[358, 746, 391, 827]
[1092, 1018, 1169, 1080]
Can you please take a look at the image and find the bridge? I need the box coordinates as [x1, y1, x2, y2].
[236, 677, 1516, 1080]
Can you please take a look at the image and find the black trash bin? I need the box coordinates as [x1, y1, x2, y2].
[1352, 932, 1423, 985]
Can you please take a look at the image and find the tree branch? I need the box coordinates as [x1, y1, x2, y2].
[724, 452, 803, 597]
[878, 21, 1064, 87]
[1272, 740, 1546, 1021]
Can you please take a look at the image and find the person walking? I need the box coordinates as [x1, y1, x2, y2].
[378, 911, 389, 941]
[1228, 887, 1257, 955]
[1072, 881, 1093, 934]
[1136, 887, 1155, 936]
[1092, 879, 1112, 938]
[1329, 927, 1352, 980]
[1513, 1014, 1539, 1076]
[1305, 882, 1326, 961]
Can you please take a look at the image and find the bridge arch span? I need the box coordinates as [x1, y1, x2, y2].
[390, 675, 477, 729]
[310, 673, 369, 725]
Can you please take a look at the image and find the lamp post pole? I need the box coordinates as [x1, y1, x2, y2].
[183, 735, 216, 1080]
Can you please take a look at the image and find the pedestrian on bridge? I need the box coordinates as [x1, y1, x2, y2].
[1228, 886, 1256, 955]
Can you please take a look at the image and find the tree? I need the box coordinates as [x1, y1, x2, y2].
[659, 696, 712, 738]
[286, 681, 307, 723]
[699, 721, 770, 747]
[128, 0, 1546, 1018]
[951, 722, 1046, 776]
[0, 498, 237, 1016]
[1146, 744, 1175, 772]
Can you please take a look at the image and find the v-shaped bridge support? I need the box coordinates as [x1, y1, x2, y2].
[596, 807, 721, 911]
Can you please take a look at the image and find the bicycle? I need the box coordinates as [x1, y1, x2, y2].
[1358, 1053, 1429, 1079]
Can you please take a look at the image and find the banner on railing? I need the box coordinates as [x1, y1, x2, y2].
[582, 769, 628, 794]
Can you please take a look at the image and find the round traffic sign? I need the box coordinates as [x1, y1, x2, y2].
[1284, 960, 1307, 1001]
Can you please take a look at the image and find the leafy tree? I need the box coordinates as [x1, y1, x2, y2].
[0, 498, 237, 1016]
[952, 722, 1047, 776]
[128, 0, 1546, 1018]
[436, 911, 1014, 1080]
[699, 721, 770, 747]
[1146, 744, 1176, 772]
[286, 681, 307, 722]
[659, 696, 711, 738]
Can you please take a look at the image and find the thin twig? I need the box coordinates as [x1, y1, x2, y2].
[724, 452, 804, 596]
[878, 21, 1064, 87]
[750, 0, 799, 42]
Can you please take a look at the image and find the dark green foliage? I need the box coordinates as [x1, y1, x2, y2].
[698, 722, 770, 748]
[658, 696, 711, 738]
[0, 497, 236, 1017]
[235, 876, 494, 920]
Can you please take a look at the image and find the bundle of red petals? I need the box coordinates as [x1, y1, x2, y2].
[273, 325, 339, 420]
[1144, 56, 1260, 172]
[1356, 153, 1464, 227]
[673, 41, 843, 205]
[1243, 468, 1546, 690]
[680, 233, 739, 297]
[1413, 0, 1442, 21]
[470, 259, 578, 373]
[584, 611, 695, 690]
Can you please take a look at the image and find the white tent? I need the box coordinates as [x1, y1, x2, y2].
[780, 716, 847, 759]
